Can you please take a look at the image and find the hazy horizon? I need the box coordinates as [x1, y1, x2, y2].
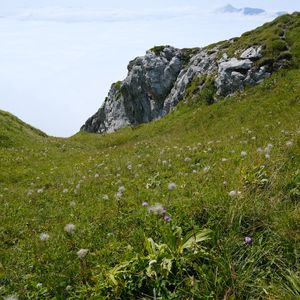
[1, 0, 299, 137]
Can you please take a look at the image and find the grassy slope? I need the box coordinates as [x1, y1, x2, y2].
[1, 14, 300, 300]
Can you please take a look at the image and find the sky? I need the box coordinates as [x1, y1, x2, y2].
[0, 1, 299, 137]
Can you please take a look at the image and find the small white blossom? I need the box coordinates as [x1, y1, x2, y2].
[241, 151, 247, 157]
[168, 182, 177, 191]
[102, 194, 109, 200]
[77, 249, 89, 259]
[64, 223, 76, 235]
[94, 173, 99, 178]
[286, 141, 293, 147]
[184, 157, 192, 162]
[228, 190, 241, 198]
[203, 166, 210, 173]
[118, 186, 125, 193]
[4, 295, 18, 300]
[39, 233, 49, 241]
[257, 147, 263, 154]
[63, 188, 68, 193]
[148, 203, 165, 215]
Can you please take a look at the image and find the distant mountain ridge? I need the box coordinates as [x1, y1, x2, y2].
[81, 13, 300, 134]
[217, 4, 286, 17]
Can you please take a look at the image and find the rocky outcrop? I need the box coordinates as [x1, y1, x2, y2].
[81, 44, 282, 133]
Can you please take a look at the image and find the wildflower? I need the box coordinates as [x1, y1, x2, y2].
[102, 194, 109, 200]
[39, 233, 50, 241]
[127, 164, 132, 170]
[66, 285, 72, 292]
[168, 182, 177, 191]
[37, 188, 44, 194]
[142, 202, 149, 207]
[223, 181, 228, 186]
[163, 215, 171, 222]
[256, 147, 263, 154]
[203, 166, 210, 173]
[63, 188, 68, 193]
[148, 203, 165, 215]
[244, 236, 253, 245]
[118, 186, 125, 193]
[241, 151, 247, 157]
[94, 173, 99, 178]
[3, 295, 18, 300]
[286, 141, 293, 147]
[184, 157, 192, 162]
[77, 249, 89, 259]
[265, 154, 270, 160]
[115, 191, 122, 199]
[228, 190, 241, 197]
[221, 158, 228, 162]
[64, 223, 76, 235]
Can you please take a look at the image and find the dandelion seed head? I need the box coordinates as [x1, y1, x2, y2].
[64, 223, 76, 235]
[168, 182, 177, 191]
[228, 190, 238, 197]
[241, 151, 247, 157]
[102, 194, 109, 200]
[3, 295, 18, 300]
[77, 249, 89, 259]
[118, 186, 125, 193]
[203, 166, 210, 173]
[148, 203, 165, 215]
[39, 233, 49, 241]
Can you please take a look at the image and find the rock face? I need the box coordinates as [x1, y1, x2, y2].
[81, 44, 279, 133]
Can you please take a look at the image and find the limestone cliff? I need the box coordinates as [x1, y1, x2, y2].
[81, 14, 294, 133]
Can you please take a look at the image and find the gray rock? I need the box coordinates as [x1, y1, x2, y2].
[240, 46, 262, 59]
[81, 41, 286, 133]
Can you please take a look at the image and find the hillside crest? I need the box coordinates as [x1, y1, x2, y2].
[81, 13, 300, 134]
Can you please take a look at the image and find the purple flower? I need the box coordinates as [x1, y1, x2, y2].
[163, 215, 171, 222]
[142, 202, 149, 207]
[244, 236, 253, 245]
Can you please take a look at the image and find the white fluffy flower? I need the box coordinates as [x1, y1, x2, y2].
[3, 295, 18, 300]
[168, 182, 177, 191]
[228, 190, 241, 197]
[64, 223, 76, 235]
[39, 233, 49, 241]
[118, 186, 125, 193]
[286, 141, 293, 147]
[77, 249, 89, 259]
[203, 166, 210, 173]
[148, 203, 165, 215]
[241, 151, 247, 157]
